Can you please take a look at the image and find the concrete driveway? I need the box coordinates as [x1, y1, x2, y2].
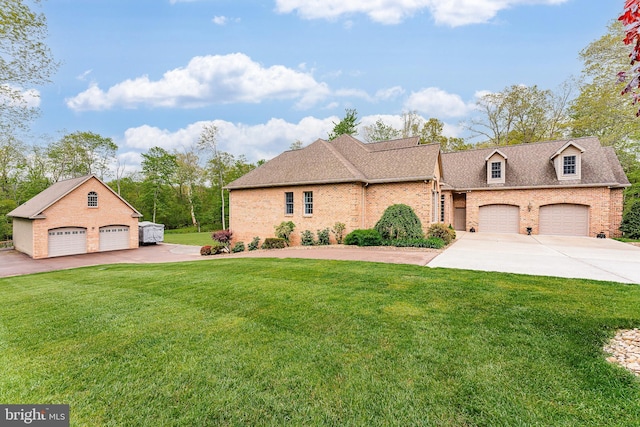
[428, 232, 640, 284]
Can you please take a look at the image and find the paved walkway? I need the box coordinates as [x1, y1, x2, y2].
[0, 244, 441, 278]
[428, 232, 640, 284]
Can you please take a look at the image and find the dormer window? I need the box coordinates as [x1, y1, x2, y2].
[485, 149, 507, 184]
[88, 191, 98, 207]
[563, 155, 576, 175]
[551, 141, 584, 181]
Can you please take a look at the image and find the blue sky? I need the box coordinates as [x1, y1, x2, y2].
[28, 0, 623, 172]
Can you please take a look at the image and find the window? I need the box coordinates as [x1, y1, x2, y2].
[285, 192, 294, 215]
[304, 191, 313, 215]
[88, 191, 98, 207]
[563, 155, 576, 175]
[440, 195, 445, 223]
[491, 162, 502, 179]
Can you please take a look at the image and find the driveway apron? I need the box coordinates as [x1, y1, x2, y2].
[428, 232, 640, 284]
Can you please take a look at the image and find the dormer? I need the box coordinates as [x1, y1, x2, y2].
[485, 149, 507, 184]
[551, 141, 585, 181]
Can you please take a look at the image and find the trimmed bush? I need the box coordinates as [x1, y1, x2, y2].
[375, 204, 424, 240]
[301, 230, 315, 246]
[427, 223, 456, 245]
[200, 245, 212, 256]
[248, 236, 261, 251]
[317, 228, 330, 245]
[231, 242, 245, 253]
[274, 221, 295, 245]
[332, 222, 346, 244]
[344, 229, 383, 246]
[261, 238, 287, 249]
[385, 237, 445, 249]
[210, 240, 228, 254]
[621, 200, 640, 239]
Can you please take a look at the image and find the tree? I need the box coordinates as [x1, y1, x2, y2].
[289, 140, 304, 150]
[0, 135, 26, 200]
[198, 123, 227, 230]
[362, 119, 401, 142]
[0, 0, 58, 132]
[570, 20, 640, 172]
[466, 85, 568, 146]
[619, 0, 640, 114]
[175, 148, 203, 230]
[328, 108, 360, 140]
[47, 131, 118, 181]
[141, 146, 177, 223]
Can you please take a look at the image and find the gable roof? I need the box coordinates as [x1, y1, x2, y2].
[226, 135, 441, 189]
[8, 175, 143, 219]
[441, 137, 630, 190]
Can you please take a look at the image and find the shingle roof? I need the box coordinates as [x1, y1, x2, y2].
[8, 175, 143, 219]
[441, 137, 630, 190]
[226, 135, 441, 189]
[226, 135, 629, 191]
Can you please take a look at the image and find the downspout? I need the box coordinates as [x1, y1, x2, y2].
[362, 182, 368, 229]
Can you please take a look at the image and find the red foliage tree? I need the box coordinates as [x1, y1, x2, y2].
[619, 0, 640, 114]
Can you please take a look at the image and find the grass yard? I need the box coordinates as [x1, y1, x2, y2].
[1, 259, 640, 426]
[163, 231, 213, 246]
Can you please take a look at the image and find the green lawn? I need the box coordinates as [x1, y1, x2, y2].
[163, 231, 213, 246]
[1, 259, 639, 426]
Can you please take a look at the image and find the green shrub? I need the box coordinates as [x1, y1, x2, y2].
[210, 240, 227, 254]
[274, 221, 295, 245]
[261, 238, 287, 249]
[427, 223, 456, 245]
[248, 237, 261, 251]
[385, 237, 445, 249]
[332, 222, 346, 244]
[621, 200, 640, 239]
[301, 230, 315, 246]
[200, 245, 212, 256]
[317, 228, 330, 245]
[375, 204, 424, 240]
[231, 242, 245, 253]
[344, 229, 383, 246]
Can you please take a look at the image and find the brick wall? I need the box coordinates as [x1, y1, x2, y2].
[229, 183, 363, 246]
[229, 180, 437, 246]
[31, 178, 139, 258]
[464, 187, 620, 237]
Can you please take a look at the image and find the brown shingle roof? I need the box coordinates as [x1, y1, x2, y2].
[8, 175, 142, 219]
[441, 137, 630, 190]
[226, 135, 440, 189]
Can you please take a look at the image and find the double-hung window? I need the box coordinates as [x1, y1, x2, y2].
[563, 155, 576, 176]
[285, 192, 294, 215]
[304, 191, 313, 215]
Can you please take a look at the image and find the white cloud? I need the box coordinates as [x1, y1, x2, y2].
[375, 86, 405, 101]
[404, 87, 473, 118]
[121, 116, 337, 163]
[76, 69, 93, 81]
[0, 85, 40, 109]
[212, 16, 228, 25]
[66, 53, 332, 111]
[275, 0, 568, 26]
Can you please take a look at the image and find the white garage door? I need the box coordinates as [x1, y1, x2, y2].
[479, 204, 520, 233]
[99, 225, 130, 252]
[539, 204, 589, 236]
[48, 227, 87, 257]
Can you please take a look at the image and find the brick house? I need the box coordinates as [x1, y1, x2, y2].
[225, 135, 629, 245]
[8, 174, 142, 259]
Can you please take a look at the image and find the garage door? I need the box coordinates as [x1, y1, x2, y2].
[99, 225, 130, 252]
[539, 204, 589, 236]
[48, 227, 87, 257]
[479, 204, 519, 233]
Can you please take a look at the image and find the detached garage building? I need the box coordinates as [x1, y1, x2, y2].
[8, 175, 142, 259]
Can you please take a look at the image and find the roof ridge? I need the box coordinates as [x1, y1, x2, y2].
[320, 139, 367, 181]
